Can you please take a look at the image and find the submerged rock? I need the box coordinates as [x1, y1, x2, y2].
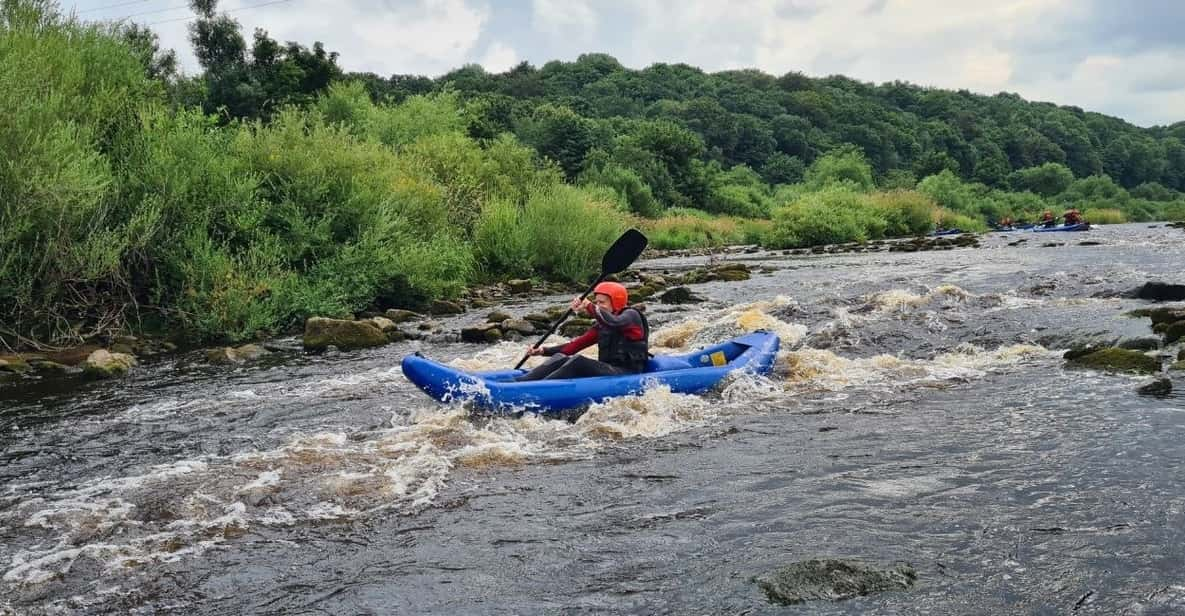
[1066, 348, 1161, 374]
[302, 317, 388, 351]
[83, 349, 137, 379]
[754, 559, 917, 606]
[1138, 378, 1173, 397]
[561, 318, 595, 338]
[1133, 282, 1185, 302]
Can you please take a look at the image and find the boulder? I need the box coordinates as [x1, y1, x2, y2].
[383, 308, 421, 322]
[486, 310, 513, 323]
[1133, 282, 1185, 302]
[83, 349, 137, 379]
[1164, 321, 1185, 344]
[659, 286, 705, 304]
[364, 317, 398, 331]
[506, 279, 533, 294]
[1138, 378, 1173, 397]
[1066, 348, 1161, 374]
[429, 299, 465, 315]
[630, 285, 657, 301]
[561, 318, 594, 338]
[1170, 361, 1185, 371]
[461, 322, 502, 343]
[754, 559, 916, 606]
[1180, 348, 1185, 362]
[206, 344, 271, 365]
[1128, 307, 1185, 325]
[302, 317, 388, 351]
[1118, 337, 1161, 351]
[523, 313, 553, 326]
[500, 319, 538, 335]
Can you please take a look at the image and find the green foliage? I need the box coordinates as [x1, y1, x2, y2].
[763, 188, 881, 248]
[917, 170, 978, 215]
[579, 163, 662, 217]
[866, 191, 939, 237]
[804, 147, 876, 191]
[473, 185, 627, 281]
[1081, 208, 1127, 224]
[1008, 162, 1074, 197]
[644, 212, 771, 249]
[936, 210, 989, 233]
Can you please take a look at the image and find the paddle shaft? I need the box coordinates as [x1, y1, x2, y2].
[513, 275, 605, 370]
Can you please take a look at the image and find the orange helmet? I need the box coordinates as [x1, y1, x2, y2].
[592, 281, 628, 312]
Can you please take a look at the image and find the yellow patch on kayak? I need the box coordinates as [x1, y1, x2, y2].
[710, 351, 727, 367]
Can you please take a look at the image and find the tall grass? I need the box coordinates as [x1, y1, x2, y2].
[474, 185, 628, 282]
[643, 213, 771, 249]
[1081, 208, 1127, 224]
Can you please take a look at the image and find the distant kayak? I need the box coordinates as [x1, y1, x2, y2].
[929, 229, 964, 236]
[401, 331, 781, 414]
[992, 224, 1036, 232]
[1031, 223, 1090, 233]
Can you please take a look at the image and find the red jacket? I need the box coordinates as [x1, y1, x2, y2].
[548, 304, 646, 356]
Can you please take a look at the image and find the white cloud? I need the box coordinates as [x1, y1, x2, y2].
[479, 41, 519, 73]
[531, 0, 598, 38]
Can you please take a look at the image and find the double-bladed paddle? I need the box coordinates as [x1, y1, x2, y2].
[513, 228, 649, 370]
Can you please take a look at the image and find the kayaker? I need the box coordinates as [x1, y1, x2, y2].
[1040, 210, 1057, 228]
[998, 216, 1014, 230]
[1063, 208, 1083, 225]
[516, 282, 650, 381]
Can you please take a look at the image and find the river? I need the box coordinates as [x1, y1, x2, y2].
[3, 223, 1184, 614]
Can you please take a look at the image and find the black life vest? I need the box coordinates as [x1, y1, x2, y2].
[597, 306, 650, 373]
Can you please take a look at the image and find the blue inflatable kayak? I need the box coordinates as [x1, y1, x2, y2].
[1031, 223, 1089, 232]
[928, 229, 963, 236]
[401, 330, 781, 414]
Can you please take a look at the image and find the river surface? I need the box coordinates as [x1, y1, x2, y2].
[3, 224, 1185, 615]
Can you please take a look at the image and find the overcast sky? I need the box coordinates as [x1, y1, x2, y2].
[66, 0, 1185, 127]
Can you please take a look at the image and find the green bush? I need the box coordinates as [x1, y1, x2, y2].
[473, 184, 627, 281]
[1081, 208, 1126, 224]
[763, 189, 873, 248]
[804, 146, 876, 192]
[867, 191, 937, 237]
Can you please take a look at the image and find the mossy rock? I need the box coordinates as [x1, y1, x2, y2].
[1066, 348, 1161, 374]
[630, 284, 657, 300]
[303, 317, 388, 351]
[429, 299, 465, 315]
[1164, 321, 1185, 344]
[1118, 337, 1161, 351]
[754, 559, 917, 606]
[461, 323, 501, 343]
[1169, 361, 1185, 371]
[206, 344, 271, 365]
[561, 318, 594, 337]
[712, 268, 751, 282]
[680, 269, 710, 284]
[83, 349, 137, 379]
[384, 309, 423, 323]
[29, 360, 72, 373]
[523, 312, 552, 326]
[506, 279, 533, 294]
[501, 319, 537, 335]
[1179, 348, 1185, 362]
[1127, 307, 1185, 325]
[486, 310, 513, 324]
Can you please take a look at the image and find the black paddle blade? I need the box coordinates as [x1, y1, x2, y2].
[601, 228, 648, 275]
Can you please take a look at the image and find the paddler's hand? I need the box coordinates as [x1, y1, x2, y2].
[526, 345, 545, 357]
[570, 296, 591, 312]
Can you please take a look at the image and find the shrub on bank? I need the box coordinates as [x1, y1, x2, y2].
[1081, 208, 1127, 224]
[644, 212, 771, 249]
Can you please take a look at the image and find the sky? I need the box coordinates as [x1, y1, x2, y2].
[65, 0, 1185, 127]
